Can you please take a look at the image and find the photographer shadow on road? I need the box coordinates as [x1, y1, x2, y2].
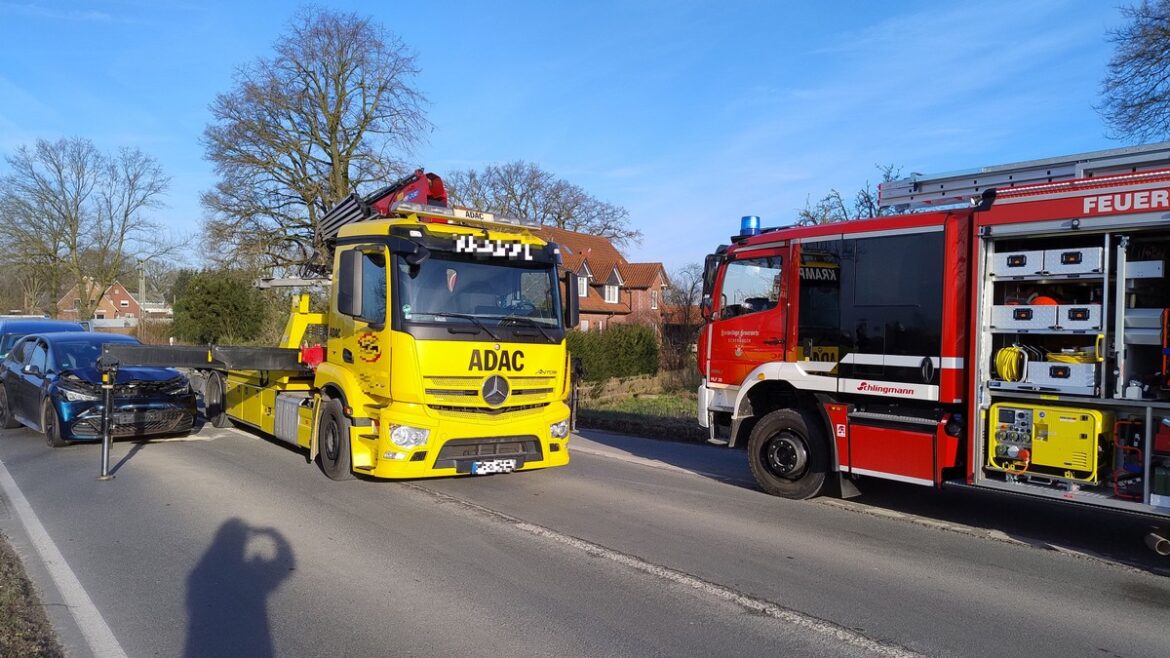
[183, 518, 296, 658]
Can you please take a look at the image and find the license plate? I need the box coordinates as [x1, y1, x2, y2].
[470, 459, 517, 475]
[114, 411, 161, 424]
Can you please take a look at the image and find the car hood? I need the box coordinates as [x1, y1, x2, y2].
[61, 366, 185, 385]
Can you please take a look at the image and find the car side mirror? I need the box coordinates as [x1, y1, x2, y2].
[22, 364, 40, 376]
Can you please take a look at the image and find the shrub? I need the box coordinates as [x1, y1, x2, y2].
[172, 271, 267, 344]
[567, 323, 658, 381]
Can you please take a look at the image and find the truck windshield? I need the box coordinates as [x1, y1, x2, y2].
[394, 253, 562, 332]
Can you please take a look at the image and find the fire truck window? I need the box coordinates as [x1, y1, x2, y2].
[719, 256, 782, 319]
[360, 251, 387, 324]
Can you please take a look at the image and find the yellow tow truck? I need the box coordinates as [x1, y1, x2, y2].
[102, 170, 580, 480]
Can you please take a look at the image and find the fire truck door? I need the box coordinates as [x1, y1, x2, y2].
[706, 251, 786, 386]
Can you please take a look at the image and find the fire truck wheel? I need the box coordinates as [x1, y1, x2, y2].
[317, 398, 354, 481]
[42, 400, 67, 448]
[0, 385, 20, 429]
[204, 373, 231, 429]
[747, 408, 827, 500]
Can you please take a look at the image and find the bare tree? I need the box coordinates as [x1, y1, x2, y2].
[796, 164, 903, 225]
[0, 137, 171, 319]
[661, 263, 704, 369]
[202, 8, 429, 272]
[1099, 1, 1170, 141]
[445, 161, 642, 246]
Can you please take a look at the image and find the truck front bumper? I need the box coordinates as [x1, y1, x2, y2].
[352, 401, 572, 479]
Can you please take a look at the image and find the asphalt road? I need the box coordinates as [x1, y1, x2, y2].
[1, 423, 1168, 658]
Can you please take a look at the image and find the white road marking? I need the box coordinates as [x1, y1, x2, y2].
[410, 483, 922, 658]
[0, 459, 128, 658]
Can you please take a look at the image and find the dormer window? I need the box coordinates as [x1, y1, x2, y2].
[604, 284, 618, 304]
[578, 277, 589, 297]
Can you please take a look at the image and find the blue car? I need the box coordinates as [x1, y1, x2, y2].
[0, 318, 84, 359]
[0, 332, 197, 446]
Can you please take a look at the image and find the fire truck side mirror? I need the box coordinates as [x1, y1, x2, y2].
[564, 271, 580, 330]
[700, 295, 713, 321]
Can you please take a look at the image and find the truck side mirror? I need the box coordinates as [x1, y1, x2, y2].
[700, 295, 713, 321]
[564, 271, 580, 329]
[337, 249, 363, 317]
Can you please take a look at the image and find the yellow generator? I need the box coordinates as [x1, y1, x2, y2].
[988, 403, 1112, 484]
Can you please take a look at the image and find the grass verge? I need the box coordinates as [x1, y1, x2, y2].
[578, 392, 707, 443]
[0, 533, 64, 658]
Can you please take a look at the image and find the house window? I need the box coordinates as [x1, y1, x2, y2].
[578, 277, 589, 297]
[650, 290, 658, 310]
[580, 319, 589, 331]
[73, 298, 80, 309]
[120, 300, 129, 307]
[604, 284, 618, 304]
[95, 312, 106, 319]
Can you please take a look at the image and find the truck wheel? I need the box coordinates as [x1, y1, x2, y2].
[747, 408, 827, 500]
[42, 400, 67, 448]
[0, 385, 19, 429]
[204, 372, 231, 429]
[317, 399, 354, 481]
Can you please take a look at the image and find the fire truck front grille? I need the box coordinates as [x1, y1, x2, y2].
[434, 436, 543, 470]
[428, 402, 549, 417]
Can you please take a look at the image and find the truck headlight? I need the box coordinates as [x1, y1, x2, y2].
[390, 425, 430, 449]
[549, 419, 570, 439]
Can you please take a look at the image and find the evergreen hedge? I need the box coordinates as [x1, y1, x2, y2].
[567, 323, 658, 381]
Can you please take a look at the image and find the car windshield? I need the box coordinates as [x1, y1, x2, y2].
[395, 253, 561, 328]
[0, 334, 22, 359]
[54, 339, 134, 371]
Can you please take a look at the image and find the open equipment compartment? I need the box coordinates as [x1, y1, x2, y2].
[974, 219, 1170, 512]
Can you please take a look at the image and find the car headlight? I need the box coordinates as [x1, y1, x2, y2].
[59, 386, 100, 402]
[390, 425, 430, 449]
[550, 419, 570, 439]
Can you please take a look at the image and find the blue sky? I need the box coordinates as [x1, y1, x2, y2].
[0, 1, 1129, 273]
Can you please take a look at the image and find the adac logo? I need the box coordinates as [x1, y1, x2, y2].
[469, 348, 524, 372]
[357, 332, 381, 363]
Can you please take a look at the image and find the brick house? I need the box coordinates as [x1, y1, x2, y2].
[535, 226, 669, 332]
[57, 279, 172, 322]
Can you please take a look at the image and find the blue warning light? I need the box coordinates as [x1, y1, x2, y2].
[740, 215, 761, 237]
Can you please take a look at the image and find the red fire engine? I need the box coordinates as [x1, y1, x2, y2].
[698, 143, 1170, 552]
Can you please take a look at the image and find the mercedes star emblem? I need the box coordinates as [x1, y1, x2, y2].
[482, 375, 510, 406]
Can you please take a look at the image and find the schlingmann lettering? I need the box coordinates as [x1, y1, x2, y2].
[857, 381, 914, 396]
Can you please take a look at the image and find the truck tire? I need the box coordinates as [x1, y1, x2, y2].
[42, 400, 67, 448]
[0, 385, 20, 429]
[747, 408, 827, 500]
[204, 372, 231, 429]
[317, 398, 354, 481]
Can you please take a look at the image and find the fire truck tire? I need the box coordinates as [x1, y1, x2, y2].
[317, 398, 354, 481]
[42, 400, 67, 448]
[204, 372, 231, 429]
[747, 408, 827, 500]
[0, 385, 20, 429]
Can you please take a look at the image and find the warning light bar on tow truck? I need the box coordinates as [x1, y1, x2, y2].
[390, 201, 542, 231]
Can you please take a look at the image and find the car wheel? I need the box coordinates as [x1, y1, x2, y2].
[204, 372, 231, 429]
[316, 398, 353, 481]
[42, 400, 67, 448]
[0, 385, 19, 429]
[747, 408, 828, 500]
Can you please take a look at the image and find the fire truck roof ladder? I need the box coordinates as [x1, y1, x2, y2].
[878, 141, 1170, 211]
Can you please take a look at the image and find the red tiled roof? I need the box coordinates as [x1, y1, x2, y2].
[621, 262, 667, 289]
[538, 226, 627, 283]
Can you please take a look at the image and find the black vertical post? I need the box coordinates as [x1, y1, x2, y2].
[97, 354, 117, 481]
